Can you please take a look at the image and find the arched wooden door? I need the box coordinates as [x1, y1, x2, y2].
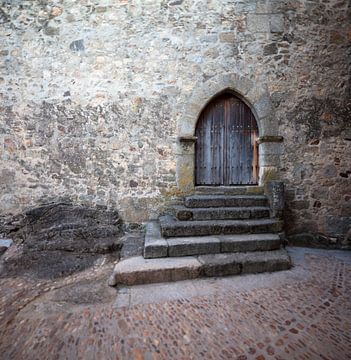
[195, 94, 259, 185]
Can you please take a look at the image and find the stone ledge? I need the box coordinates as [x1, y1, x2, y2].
[257, 136, 284, 144]
[178, 135, 197, 143]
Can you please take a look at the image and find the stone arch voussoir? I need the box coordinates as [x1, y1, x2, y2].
[179, 73, 277, 137]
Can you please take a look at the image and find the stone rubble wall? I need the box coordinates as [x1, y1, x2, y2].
[0, 0, 350, 246]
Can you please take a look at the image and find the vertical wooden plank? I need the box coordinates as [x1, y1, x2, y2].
[215, 101, 219, 185]
[219, 100, 225, 185]
[206, 105, 213, 184]
[230, 97, 236, 185]
[225, 101, 228, 185]
[243, 102, 249, 184]
[212, 102, 217, 184]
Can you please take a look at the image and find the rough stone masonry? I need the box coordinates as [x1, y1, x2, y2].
[0, 0, 350, 247]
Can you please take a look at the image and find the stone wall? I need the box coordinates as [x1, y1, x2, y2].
[1, 0, 350, 245]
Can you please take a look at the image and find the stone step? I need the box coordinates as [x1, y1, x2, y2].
[109, 249, 291, 286]
[159, 216, 283, 238]
[144, 222, 281, 258]
[172, 234, 281, 257]
[184, 195, 268, 208]
[195, 186, 264, 195]
[174, 205, 270, 221]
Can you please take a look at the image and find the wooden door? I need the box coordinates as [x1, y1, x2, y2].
[195, 94, 259, 185]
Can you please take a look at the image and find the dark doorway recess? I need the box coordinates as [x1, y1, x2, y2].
[195, 93, 259, 186]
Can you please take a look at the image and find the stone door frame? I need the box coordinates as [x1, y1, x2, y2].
[176, 73, 283, 194]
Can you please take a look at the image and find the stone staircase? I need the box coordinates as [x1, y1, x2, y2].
[109, 187, 291, 286]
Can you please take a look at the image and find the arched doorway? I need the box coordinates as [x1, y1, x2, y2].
[195, 93, 259, 185]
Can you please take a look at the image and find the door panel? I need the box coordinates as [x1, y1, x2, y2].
[195, 94, 258, 186]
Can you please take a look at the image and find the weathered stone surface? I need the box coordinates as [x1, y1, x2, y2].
[110, 256, 202, 286]
[175, 208, 193, 221]
[269, 14, 284, 33]
[184, 195, 268, 208]
[109, 249, 291, 286]
[1, 246, 119, 279]
[247, 14, 270, 32]
[219, 233, 281, 252]
[194, 186, 264, 195]
[144, 221, 168, 258]
[266, 180, 285, 218]
[325, 215, 351, 238]
[263, 43, 278, 56]
[287, 232, 351, 250]
[119, 233, 144, 259]
[0, 0, 349, 247]
[69, 39, 84, 52]
[143, 212, 282, 258]
[219, 32, 235, 43]
[167, 236, 220, 257]
[0, 238, 12, 256]
[198, 253, 242, 277]
[8, 203, 123, 254]
[175, 206, 270, 221]
[240, 249, 291, 274]
[160, 216, 282, 238]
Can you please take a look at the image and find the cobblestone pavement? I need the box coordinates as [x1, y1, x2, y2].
[0, 247, 350, 360]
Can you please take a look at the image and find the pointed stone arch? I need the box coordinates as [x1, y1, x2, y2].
[176, 72, 283, 193]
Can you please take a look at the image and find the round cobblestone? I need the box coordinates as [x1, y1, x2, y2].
[0, 248, 350, 359]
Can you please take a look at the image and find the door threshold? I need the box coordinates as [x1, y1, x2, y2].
[194, 185, 264, 195]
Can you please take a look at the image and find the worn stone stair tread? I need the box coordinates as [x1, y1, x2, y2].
[185, 194, 268, 208]
[109, 249, 291, 286]
[219, 233, 281, 253]
[167, 236, 221, 257]
[198, 249, 291, 277]
[147, 234, 281, 259]
[145, 221, 282, 258]
[174, 205, 270, 221]
[109, 256, 201, 286]
[159, 215, 282, 237]
[167, 234, 281, 257]
[195, 186, 264, 195]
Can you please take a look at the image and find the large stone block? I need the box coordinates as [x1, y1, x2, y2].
[247, 14, 270, 33]
[241, 250, 291, 274]
[144, 222, 168, 259]
[167, 236, 220, 257]
[198, 253, 242, 277]
[9, 203, 123, 254]
[109, 256, 202, 286]
[220, 234, 281, 253]
[266, 181, 285, 218]
[269, 14, 285, 33]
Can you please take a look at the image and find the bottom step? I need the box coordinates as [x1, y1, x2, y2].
[109, 249, 291, 286]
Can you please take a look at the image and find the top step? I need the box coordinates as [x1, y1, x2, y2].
[185, 195, 268, 208]
[195, 186, 264, 196]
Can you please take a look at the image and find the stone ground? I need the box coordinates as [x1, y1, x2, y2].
[0, 245, 350, 360]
